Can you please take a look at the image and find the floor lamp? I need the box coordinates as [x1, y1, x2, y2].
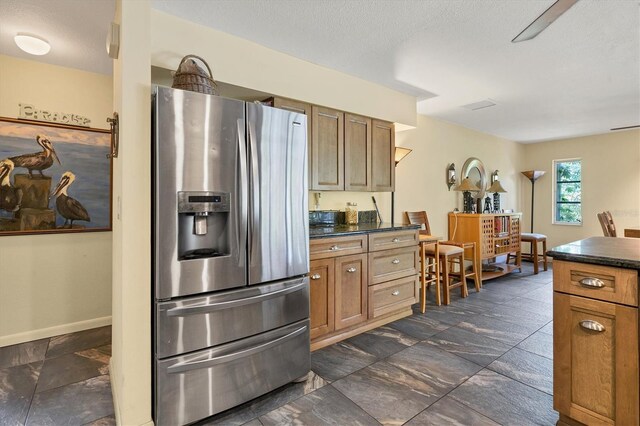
[391, 147, 412, 224]
[521, 170, 545, 232]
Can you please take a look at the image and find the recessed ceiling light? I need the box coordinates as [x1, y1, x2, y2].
[14, 33, 51, 56]
[461, 99, 497, 111]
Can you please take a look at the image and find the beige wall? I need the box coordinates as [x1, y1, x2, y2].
[522, 129, 640, 249]
[0, 55, 112, 346]
[394, 114, 524, 236]
[110, 0, 153, 425]
[150, 10, 417, 128]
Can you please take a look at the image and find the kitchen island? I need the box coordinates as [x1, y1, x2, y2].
[309, 223, 420, 350]
[548, 237, 640, 426]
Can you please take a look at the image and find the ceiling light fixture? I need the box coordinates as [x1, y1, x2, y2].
[14, 33, 51, 55]
[512, 0, 579, 43]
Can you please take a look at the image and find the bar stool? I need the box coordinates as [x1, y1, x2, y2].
[508, 233, 547, 274]
[460, 241, 482, 292]
[419, 239, 439, 313]
[425, 241, 467, 305]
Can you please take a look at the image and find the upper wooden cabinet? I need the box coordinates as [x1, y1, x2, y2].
[270, 96, 394, 192]
[371, 119, 395, 192]
[311, 106, 344, 191]
[344, 113, 372, 191]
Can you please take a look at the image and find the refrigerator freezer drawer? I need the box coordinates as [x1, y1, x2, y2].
[155, 320, 310, 426]
[156, 277, 309, 358]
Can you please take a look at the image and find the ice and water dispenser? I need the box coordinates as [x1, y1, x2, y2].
[177, 191, 230, 261]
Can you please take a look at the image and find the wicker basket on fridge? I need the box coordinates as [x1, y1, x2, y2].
[171, 54, 218, 95]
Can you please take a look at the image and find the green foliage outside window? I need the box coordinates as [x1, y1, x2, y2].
[555, 160, 582, 224]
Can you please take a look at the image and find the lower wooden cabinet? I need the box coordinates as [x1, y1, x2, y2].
[310, 230, 418, 349]
[334, 254, 368, 330]
[309, 258, 335, 340]
[554, 292, 639, 425]
[553, 260, 639, 426]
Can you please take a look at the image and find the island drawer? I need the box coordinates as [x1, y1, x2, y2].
[310, 234, 368, 260]
[368, 246, 419, 285]
[553, 260, 638, 307]
[368, 230, 418, 252]
[368, 275, 418, 319]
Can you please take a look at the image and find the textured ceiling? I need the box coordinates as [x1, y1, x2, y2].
[153, 0, 640, 143]
[0, 0, 115, 75]
[1, 1, 637, 142]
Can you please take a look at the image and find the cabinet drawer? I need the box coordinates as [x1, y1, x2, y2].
[554, 260, 638, 307]
[368, 246, 418, 285]
[368, 230, 418, 252]
[310, 234, 368, 260]
[368, 276, 418, 319]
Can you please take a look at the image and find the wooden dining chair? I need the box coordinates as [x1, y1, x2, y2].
[406, 211, 470, 305]
[597, 211, 617, 237]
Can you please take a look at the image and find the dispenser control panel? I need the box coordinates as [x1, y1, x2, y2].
[177, 191, 230, 214]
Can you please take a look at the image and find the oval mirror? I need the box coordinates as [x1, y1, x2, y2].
[461, 157, 487, 201]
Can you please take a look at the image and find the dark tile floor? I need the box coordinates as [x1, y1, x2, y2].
[1, 263, 555, 426]
[202, 262, 557, 425]
[0, 326, 114, 426]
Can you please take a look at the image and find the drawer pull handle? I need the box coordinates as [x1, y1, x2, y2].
[579, 320, 605, 332]
[347, 267, 357, 273]
[330, 245, 339, 251]
[392, 238, 399, 243]
[579, 277, 605, 289]
[391, 290, 400, 296]
[392, 259, 400, 264]
[310, 274, 321, 280]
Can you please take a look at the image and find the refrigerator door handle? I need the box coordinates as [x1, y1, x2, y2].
[237, 119, 248, 263]
[248, 121, 260, 262]
[167, 324, 308, 374]
[166, 279, 306, 317]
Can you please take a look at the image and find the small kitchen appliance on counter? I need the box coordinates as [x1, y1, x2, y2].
[152, 86, 310, 426]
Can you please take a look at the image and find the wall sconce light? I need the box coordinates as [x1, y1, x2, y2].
[447, 163, 456, 191]
[491, 170, 499, 184]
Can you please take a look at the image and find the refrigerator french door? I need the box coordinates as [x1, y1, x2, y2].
[152, 86, 310, 426]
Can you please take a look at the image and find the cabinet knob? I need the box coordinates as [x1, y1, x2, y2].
[346, 267, 357, 273]
[579, 320, 605, 332]
[392, 259, 400, 264]
[392, 238, 399, 243]
[330, 245, 339, 251]
[310, 274, 321, 280]
[391, 290, 400, 296]
[579, 277, 605, 289]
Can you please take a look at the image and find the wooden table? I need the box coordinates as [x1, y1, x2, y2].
[418, 234, 442, 312]
[624, 228, 640, 238]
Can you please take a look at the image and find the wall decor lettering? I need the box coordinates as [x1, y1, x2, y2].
[0, 117, 111, 235]
[18, 103, 91, 127]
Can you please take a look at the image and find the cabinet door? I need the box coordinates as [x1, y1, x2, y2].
[334, 254, 368, 330]
[344, 113, 371, 191]
[309, 259, 335, 340]
[554, 292, 639, 425]
[371, 120, 395, 192]
[311, 106, 344, 190]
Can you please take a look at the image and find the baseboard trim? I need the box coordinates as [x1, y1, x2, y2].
[0, 316, 112, 347]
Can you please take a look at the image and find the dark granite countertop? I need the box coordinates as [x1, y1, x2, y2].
[547, 236, 640, 270]
[309, 223, 420, 239]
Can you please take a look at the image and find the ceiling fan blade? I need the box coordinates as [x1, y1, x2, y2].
[512, 0, 579, 43]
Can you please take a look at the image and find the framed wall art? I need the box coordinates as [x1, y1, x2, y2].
[0, 117, 112, 235]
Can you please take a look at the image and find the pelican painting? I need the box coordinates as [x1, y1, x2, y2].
[10, 135, 61, 178]
[51, 171, 90, 228]
[0, 159, 22, 212]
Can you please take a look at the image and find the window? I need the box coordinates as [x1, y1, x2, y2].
[553, 158, 582, 225]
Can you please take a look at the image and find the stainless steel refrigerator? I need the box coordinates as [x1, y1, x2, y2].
[152, 86, 310, 426]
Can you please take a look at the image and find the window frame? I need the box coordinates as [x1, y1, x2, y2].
[552, 157, 583, 226]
